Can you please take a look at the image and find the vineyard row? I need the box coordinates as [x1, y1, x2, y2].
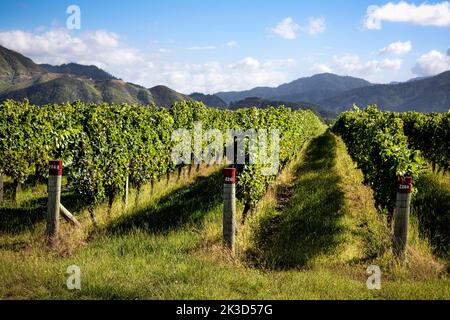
[332, 105, 450, 215]
[0, 99, 326, 222]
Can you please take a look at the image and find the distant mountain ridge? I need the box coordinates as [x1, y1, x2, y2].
[228, 97, 336, 122]
[0, 45, 191, 106]
[1, 45, 449, 113]
[318, 71, 450, 113]
[216, 73, 372, 104]
[0, 45, 50, 92]
[188, 92, 227, 108]
[40, 63, 118, 81]
[215, 70, 450, 113]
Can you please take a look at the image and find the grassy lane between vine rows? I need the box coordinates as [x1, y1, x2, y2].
[0, 133, 449, 299]
[239, 131, 450, 299]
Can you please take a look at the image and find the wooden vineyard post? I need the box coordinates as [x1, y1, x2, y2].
[124, 175, 129, 206]
[0, 173, 3, 203]
[46, 160, 62, 239]
[393, 176, 412, 258]
[223, 168, 236, 253]
[60, 203, 81, 227]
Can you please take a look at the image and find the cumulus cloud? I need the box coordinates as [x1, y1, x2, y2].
[231, 57, 261, 70]
[0, 29, 294, 93]
[379, 41, 412, 55]
[270, 17, 326, 39]
[412, 50, 450, 76]
[313, 54, 402, 80]
[335, 54, 402, 74]
[270, 17, 300, 40]
[305, 17, 327, 35]
[311, 63, 333, 73]
[262, 58, 297, 68]
[0, 29, 143, 69]
[151, 58, 293, 93]
[364, 1, 450, 30]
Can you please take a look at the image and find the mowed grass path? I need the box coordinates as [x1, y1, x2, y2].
[0, 132, 449, 299]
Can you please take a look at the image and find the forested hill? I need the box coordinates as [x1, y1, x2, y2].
[0, 45, 191, 106]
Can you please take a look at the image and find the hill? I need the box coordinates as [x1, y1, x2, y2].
[189, 92, 227, 108]
[318, 71, 450, 113]
[150, 85, 192, 106]
[216, 70, 450, 114]
[40, 63, 118, 81]
[3, 45, 449, 113]
[0, 77, 192, 106]
[0, 45, 51, 92]
[228, 97, 336, 122]
[216, 73, 371, 104]
[0, 76, 103, 104]
[0, 46, 190, 106]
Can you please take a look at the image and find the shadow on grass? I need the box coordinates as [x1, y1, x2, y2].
[1, 176, 48, 201]
[0, 169, 221, 236]
[247, 133, 346, 269]
[106, 171, 223, 235]
[0, 190, 87, 235]
[0, 206, 46, 234]
[413, 173, 450, 258]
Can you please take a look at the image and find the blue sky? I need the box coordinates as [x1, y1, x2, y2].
[0, 0, 449, 93]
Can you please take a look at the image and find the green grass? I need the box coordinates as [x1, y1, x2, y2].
[412, 172, 450, 258]
[0, 133, 449, 300]
[243, 132, 390, 269]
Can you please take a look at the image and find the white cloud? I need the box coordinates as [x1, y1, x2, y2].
[333, 54, 402, 74]
[0, 29, 293, 94]
[314, 54, 402, 80]
[376, 58, 403, 70]
[270, 17, 327, 39]
[412, 50, 450, 76]
[311, 63, 333, 73]
[305, 17, 327, 35]
[88, 30, 120, 47]
[364, 1, 450, 30]
[0, 29, 143, 69]
[447, 47, 450, 56]
[231, 57, 260, 70]
[226, 41, 238, 48]
[379, 41, 412, 55]
[154, 58, 291, 93]
[270, 17, 300, 40]
[263, 58, 297, 68]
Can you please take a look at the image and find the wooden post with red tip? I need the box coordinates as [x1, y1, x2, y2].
[0, 173, 3, 203]
[223, 168, 236, 252]
[393, 176, 412, 258]
[46, 160, 62, 238]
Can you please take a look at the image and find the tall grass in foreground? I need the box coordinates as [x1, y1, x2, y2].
[0, 133, 449, 299]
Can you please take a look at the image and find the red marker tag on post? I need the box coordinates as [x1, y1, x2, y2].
[224, 168, 236, 185]
[398, 176, 412, 194]
[49, 160, 63, 176]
